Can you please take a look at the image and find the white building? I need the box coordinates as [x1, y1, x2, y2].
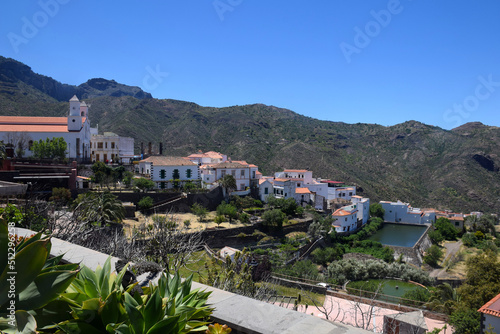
[0, 96, 95, 161]
[351, 196, 370, 225]
[200, 160, 259, 192]
[332, 205, 359, 233]
[186, 151, 228, 165]
[258, 178, 274, 202]
[271, 169, 328, 209]
[380, 200, 436, 224]
[90, 132, 135, 164]
[479, 293, 500, 334]
[138, 156, 200, 189]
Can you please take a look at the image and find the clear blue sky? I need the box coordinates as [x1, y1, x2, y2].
[1, 0, 500, 130]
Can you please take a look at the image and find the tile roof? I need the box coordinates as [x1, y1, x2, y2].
[479, 293, 500, 318]
[0, 116, 87, 133]
[284, 169, 309, 173]
[211, 161, 248, 168]
[139, 156, 197, 166]
[332, 208, 357, 216]
[295, 188, 311, 194]
[274, 178, 289, 182]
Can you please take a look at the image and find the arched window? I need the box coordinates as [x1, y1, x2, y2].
[81, 111, 85, 116]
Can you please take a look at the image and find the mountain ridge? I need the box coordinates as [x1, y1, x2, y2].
[1, 56, 500, 214]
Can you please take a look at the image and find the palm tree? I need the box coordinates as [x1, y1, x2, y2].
[426, 283, 461, 315]
[74, 191, 125, 226]
[219, 174, 236, 200]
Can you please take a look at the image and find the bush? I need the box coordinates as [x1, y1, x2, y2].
[138, 196, 154, 210]
[262, 209, 286, 230]
[435, 217, 458, 240]
[237, 232, 247, 238]
[239, 212, 250, 224]
[423, 245, 443, 267]
[401, 288, 431, 303]
[462, 232, 477, 247]
[183, 220, 191, 228]
[428, 229, 444, 244]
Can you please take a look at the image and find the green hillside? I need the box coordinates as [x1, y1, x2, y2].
[1, 56, 500, 214]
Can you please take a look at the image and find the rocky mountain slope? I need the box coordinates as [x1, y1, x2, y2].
[1, 56, 499, 214]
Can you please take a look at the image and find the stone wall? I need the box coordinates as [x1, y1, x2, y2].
[270, 276, 327, 294]
[387, 224, 432, 266]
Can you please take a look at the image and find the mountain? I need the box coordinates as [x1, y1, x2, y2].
[1, 56, 500, 214]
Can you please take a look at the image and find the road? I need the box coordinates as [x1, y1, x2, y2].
[430, 240, 463, 278]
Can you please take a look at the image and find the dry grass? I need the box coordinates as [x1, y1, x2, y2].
[122, 211, 247, 236]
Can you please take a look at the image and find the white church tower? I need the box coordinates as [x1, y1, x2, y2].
[67, 95, 83, 131]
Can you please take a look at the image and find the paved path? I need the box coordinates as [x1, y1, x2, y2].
[430, 240, 463, 278]
[273, 294, 449, 333]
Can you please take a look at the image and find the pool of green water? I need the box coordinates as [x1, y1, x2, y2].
[368, 223, 427, 247]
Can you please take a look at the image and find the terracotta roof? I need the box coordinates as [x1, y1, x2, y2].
[284, 169, 308, 173]
[211, 161, 248, 169]
[256, 171, 262, 175]
[259, 179, 272, 185]
[332, 208, 357, 216]
[139, 156, 197, 166]
[274, 178, 289, 182]
[0, 116, 88, 133]
[295, 188, 311, 194]
[322, 180, 345, 184]
[479, 293, 500, 318]
[351, 195, 363, 198]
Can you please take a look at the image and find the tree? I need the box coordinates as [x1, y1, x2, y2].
[214, 215, 225, 228]
[369, 203, 385, 219]
[262, 209, 285, 230]
[219, 174, 236, 198]
[138, 196, 154, 210]
[434, 217, 457, 240]
[122, 171, 134, 187]
[267, 196, 298, 216]
[73, 191, 125, 226]
[5, 131, 30, 158]
[428, 229, 444, 244]
[308, 215, 335, 239]
[191, 202, 208, 222]
[426, 283, 461, 315]
[32, 137, 67, 160]
[133, 177, 155, 192]
[423, 245, 443, 267]
[217, 203, 238, 223]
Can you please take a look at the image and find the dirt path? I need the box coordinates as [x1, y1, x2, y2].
[430, 240, 463, 278]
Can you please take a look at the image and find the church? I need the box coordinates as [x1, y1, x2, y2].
[0, 96, 95, 162]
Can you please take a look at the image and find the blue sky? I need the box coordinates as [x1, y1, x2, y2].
[1, 0, 500, 130]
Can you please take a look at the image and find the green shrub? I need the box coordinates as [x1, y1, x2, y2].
[138, 196, 154, 210]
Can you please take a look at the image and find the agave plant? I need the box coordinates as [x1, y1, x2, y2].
[0, 217, 79, 334]
[50, 257, 213, 334]
[206, 323, 232, 334]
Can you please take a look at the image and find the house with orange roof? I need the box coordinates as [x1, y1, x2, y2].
[332, 205, 359, 233]
[0, 96, 96, 162]
[258, 178, 274, 202]
[272, 169, 328, 209]
[138, 156, 199, 189]
[478, 292, 500, 333]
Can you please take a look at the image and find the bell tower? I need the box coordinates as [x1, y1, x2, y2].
[68, 95, 82, 131]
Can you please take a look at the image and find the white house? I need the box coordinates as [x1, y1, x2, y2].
[380, 200, 436, 224]
[219, 246, 241, 262]
[271, 169, 327, 210]
[479, 293, 500, 333]
[258, 178, 274, 202]
[90, 132, 135, 164]
[332, 205, 359, 233]
[351, 196, 370, 225]
[186, 151, 227, 165]
[201, 160, 259, 192]
[138, 156, 199, 189]
[0, 95, 95, 161]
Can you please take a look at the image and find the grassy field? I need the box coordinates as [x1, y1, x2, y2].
[256, 282, 325, 306]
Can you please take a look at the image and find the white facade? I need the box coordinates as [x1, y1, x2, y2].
[351, 196, 370, 225]
[0, 96, 95, 161]
[138, 156, 200, 189]
[201, 161, 259, 191]
[380, 200, 436, 224]
[328, 186, 356, 201]
[91, 132, 134, 164]
[187, 151, 228, 165]
[332, 205, 359, 233]
[258, 179, 273, 202]
[272, 169, 327, 209]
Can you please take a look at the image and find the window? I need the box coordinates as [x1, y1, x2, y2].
[240, 184, 245, 190]
[455, 222, 459, 226]
[241, 170, 245, 177]
[264, 188, 269, 194]
[104, 154, 107, 162]
[252, 171, 256, 178]
[349, 192, 352, 196]
[172, 169, 180, 179]
[105, 142, 107, 149]
[345, 218, 347, 221]
[81, 111, 84, 116]
[160, 182, 165, 189]
[186, 169, 192, 178]
[111, 142, 115, 149]
[221, 170, 226, 177]
[98, 142, 103, 149]
[297, 183, 301, 187]
[28, 140, 33, 150]
[231, 170, 236, 177]
[160, 169, 166, 179]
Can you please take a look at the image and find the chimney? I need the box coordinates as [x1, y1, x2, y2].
[159, 142, 163, 155]
[140, 142, 144, 155]
[148, 142, 152, 155]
